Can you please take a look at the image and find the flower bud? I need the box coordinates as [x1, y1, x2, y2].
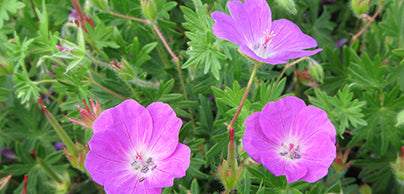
[392, 146, 404, 185]
[274, 0, 297, 15]
[294, 68, 318, 87]
[64, 142, 89, 172]
[0, 173, 12, 190]
[308, 59, 324, 84]
[90, 0, 108, 11]
[65, 97, 102, 130]
[218, 159, 243, 192]
[141, 0, 157, 21]
[351, 0, 369, 17]
[360, 184, 372, 194]
[395, 109, 404, 127]
[332, 144, 352, 172]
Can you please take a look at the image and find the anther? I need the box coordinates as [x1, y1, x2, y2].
[141, 167, 149, 173]
[151, 165, 157, 171]
[139, 177, 145, 182]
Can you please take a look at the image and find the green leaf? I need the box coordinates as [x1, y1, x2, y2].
[0, 0, 25, 28]
[309, 85, 367, 136]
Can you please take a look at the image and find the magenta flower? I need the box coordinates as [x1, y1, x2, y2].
[211, 0, 321, 64]
[85, 100, 191, 193]
[243, 96, 336, 183]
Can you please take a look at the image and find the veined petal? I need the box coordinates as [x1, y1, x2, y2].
[260, 151, 287, 176]
[145, 144, 190, 188]
[146, 102, 182, 160]
[227, 0, 272, 45]
[299, 133, 336, 182]
[294, 106, 336, 144]
[239, 44, 289, 64]
[85, 130, 132, 184]
[259, 96, 306, 143]
[282, 161, 309, 183]
[243, 112, 277, 163]
[266, 19, 321, 60]
[104, 171, 161, 194]
[211, 11, 244, 45]
[92, 99, 153, 151]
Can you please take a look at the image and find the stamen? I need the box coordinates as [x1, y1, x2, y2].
[141, 167, 149, 173]
[264, 30, 276, 45]
[139, 177, 145, 182]
[279, 143, 302, 160]
[151, 165, 157, 171]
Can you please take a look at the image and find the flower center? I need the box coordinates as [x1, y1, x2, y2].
[279, 143, 301, 160]
[251, 30, 276, 59]
[131, 153, 158, 182]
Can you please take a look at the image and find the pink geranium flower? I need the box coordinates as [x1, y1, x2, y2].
[243, 96, 336, 183]
[211, 0, 321, 64]
[85, 100, 191, 193]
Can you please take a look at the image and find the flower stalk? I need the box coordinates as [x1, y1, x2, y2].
[38, 99, 79, 157]
[31, 150, 63, 184]
[227, 62, 260, 132]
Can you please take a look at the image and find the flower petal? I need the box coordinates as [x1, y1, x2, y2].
[299, 133, 336, 182]
[145, 144, 191, 188]
[92, 99, 153, 151]
[260, 151, 287, 176]
[85, 130, 132, 185]
[227, 0, 272, 45]
[239, 44, 289, 64]
[243, 112, 277, 163]
[294, 106, 336, 143]
[259, 96, 307, 143]
[211, 11, 244, 45]
[266, 19, 321, 61]
[146, 102, 182, 160]
[104, 171, 161, 194]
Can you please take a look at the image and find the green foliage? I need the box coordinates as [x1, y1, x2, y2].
[309, 85, 367, 136]
[181, 0, 226, 80]
[2, 0, 404, 193]
[0, 0, 25, 28]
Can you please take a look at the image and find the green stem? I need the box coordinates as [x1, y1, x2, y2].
[33, 151, 63, 183]
[38, 99, 79, 157]
[150, 26, 171, 68]
[227, 62, 260, 131]
[151, 22, 196, 128]
[108, 10, 149, 24]
[274, 57, 308, 85]
[88, 78, 128, 100]
[34, 79, 58, 85]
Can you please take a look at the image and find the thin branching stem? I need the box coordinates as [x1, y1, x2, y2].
[227, 63, 260, 132]
[275, 57, 308, 85]
[352, 4, 383, 41]
[108, 10, 150, 24]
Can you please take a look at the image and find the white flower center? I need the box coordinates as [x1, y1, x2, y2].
[279, 143, 301, 160]
[130, 153, 158, 182]
[251, 30, 276, 59]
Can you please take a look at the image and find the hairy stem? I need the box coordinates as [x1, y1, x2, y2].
[227, 62, 260, 132]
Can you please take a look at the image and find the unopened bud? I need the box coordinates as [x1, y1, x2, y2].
[308, 59, 324, 84]
[391, 146, 404, 185]
[90, 0, 108, 11]
[351, 0, 369, 17]
[141, 0, 157, 21]
[275, 0, 297, 15]
[395, 110, 404, 127]
[360, 184, 372, 194]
